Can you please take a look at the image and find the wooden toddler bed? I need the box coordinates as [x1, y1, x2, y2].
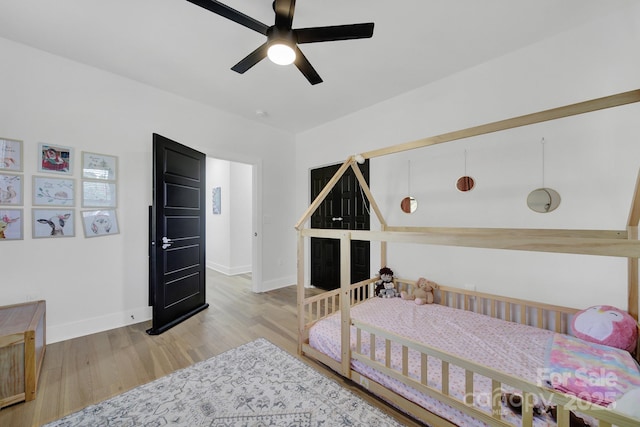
[300, 276, 639, 426]
[295, 90, 640, 427]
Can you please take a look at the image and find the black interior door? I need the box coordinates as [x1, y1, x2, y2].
[310, 161, 370, 290]
[148, 133, 208, 335]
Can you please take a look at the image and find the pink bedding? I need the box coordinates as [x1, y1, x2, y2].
[547, 333, 640, 406]
[309, 298, 557, 426]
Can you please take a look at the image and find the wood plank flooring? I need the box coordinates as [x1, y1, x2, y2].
[0, 269, 425, 426]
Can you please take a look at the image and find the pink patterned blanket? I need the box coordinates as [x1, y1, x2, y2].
[546, 333, 640, 406]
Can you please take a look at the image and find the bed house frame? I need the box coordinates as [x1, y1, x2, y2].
[295, 89, 640, 427]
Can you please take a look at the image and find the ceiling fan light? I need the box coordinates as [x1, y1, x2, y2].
[267, 43, 296, 65]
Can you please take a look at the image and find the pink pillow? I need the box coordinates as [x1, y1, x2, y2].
[571, 305, 638, 352]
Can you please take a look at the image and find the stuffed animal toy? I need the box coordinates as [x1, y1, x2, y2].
[502, 393, 589, 427]
[401, 277, 437, 305]
[375, 267, 398, 298]
[571, 305, 638, 352]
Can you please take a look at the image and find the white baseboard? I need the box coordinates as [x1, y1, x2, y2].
[206, 261, 251, 276]
[258, 275, 296, 292]
[47, 306, 152, 344]
[46, 273, 292, 343]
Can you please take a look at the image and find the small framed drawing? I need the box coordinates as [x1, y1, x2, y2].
[82, 209, 119, 237]
[0, 173, 23, 205]
[212, 186, 221, 214]
[82, 152, 117, 181]
[0, 138, 23, 171]
[0, 209, 23, 240]
[38, 143, 73, 175]
[33, 176, 75, 206]
[32, 208, 75, 238]
[82, 181, 117, 207]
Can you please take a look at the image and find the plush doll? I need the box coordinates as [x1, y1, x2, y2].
[571, 305, 638, 352]
[375, 267, 398, 298]
[401, 277, 437, 305]
[502, 393, 589, 426]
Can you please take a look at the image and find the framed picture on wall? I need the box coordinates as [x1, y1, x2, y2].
[0, 173, 23, 205]
[38, 143, 73, 175]
[0, 138, 23, 171]
[32, 208, 75, 238]
[82, 152, 117, 181]
[82, 181, 117, 207]
[82, 209, 119, 237]
[212, 186, 221, 214]
[32, 176, 75, 206]
[0, 209, 23, 240]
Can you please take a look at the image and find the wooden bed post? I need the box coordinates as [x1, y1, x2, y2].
[297, 230, 305, 355]
[627, 168, 640, 321]
[628, 227, 639, 321]
[340, 231, 352, 378]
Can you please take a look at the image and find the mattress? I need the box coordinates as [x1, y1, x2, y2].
[308, 297, 557, 426]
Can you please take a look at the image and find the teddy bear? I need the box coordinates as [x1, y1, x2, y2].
[375, 267, 398, 298]
[401, 277, 437, 305]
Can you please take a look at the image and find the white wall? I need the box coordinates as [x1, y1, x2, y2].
[206, 158, 252, 275]
[295, 4, 640, 311]
[0, 37, 297, 343]
[206, 158, 231, 271]
[230, 162, 253, 273]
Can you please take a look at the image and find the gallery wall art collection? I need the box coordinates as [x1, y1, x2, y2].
[0, 137, 120, 240]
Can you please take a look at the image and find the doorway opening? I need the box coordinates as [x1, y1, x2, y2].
[205, 157, 255, 287]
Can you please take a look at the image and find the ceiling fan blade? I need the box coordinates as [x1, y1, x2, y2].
[186, 0, 269, 35]
[231, 43, 269, 74]
[294, 47, 322, 85]
[295, 23, 374, 44]
[274, 0, 296, 29]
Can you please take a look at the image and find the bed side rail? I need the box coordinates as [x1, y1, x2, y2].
[394, 278, 578, 334]
[351, 320, 638, 427]
[302, 278, 377, 325]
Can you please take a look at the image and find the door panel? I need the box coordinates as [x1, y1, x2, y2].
[165, 244, 199, 271]
[166, 184, 200, 207]
[310, 161, 370, 290]
[165, 273, 200, 305]
[148, 133, 208, 335]
[166, 216, 200, 236]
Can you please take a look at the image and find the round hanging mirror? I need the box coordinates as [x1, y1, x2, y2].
[401, 160, 417, 214]
[527, 188, 561, 213]
[527, 138, 560, 213]
[456, 150, 475, 192]
[456, 176, 475, 192]
[400, 196, 418, 214]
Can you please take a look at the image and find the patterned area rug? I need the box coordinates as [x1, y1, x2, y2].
[44, 338, 403, 426]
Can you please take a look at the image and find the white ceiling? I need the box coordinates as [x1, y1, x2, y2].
[0, 0, 635, 134]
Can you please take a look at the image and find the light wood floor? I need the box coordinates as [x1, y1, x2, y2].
[0, 269, 425, 427]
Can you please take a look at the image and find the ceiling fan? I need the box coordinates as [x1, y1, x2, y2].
[185, 0, 375, 85]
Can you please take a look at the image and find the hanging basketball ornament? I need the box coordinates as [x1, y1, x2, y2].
[456, 150, 475, 192]
[400, 160, 418, 214]
[527, 137, 561, 213]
